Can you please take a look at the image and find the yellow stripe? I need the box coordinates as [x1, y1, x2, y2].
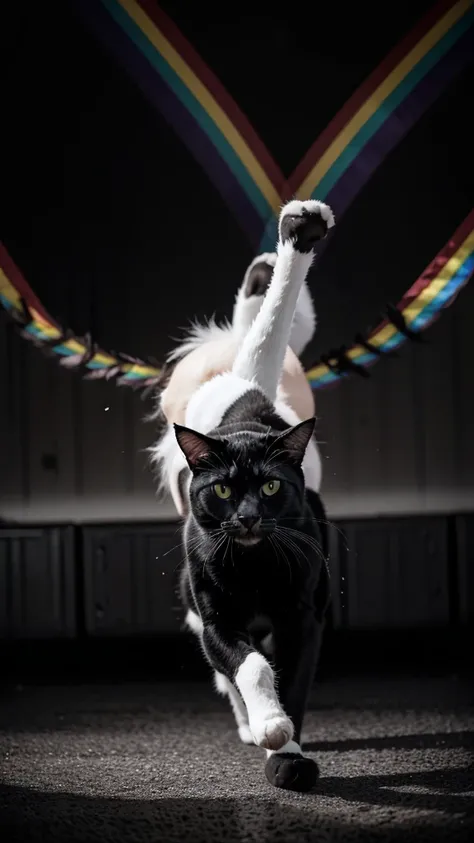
[305, 362, 330, 381]
[0, 269, 22, 307]
[119, 0, 282, 212]
[120, 363, 161, 376]
[305, 231, 474, 381]
[21, 306, 155, 370]
[29, 309, 60, 335]
[402, 234, 474, 322]
[296, 0, 470, 199]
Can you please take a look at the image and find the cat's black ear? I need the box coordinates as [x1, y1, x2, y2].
[271, 418, 316, 465]
[174, 424, 222, 470]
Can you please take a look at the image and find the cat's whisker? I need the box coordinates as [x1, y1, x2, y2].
[278, 525, 326, 565]
[163, 526, 222, 560]
[200, 532, 227, 578]
[185, 530, 221, 558]
[279, 525, 325, 561]
[276, 525, 318, 573]
[281, 516, 349, 546]
[281, 525, 326, 560]
[269, 532, 293, 585]
[274, 528, 309, 575]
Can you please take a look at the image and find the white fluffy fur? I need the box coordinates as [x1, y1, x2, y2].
[166, 316, 232, 363]
[266, 740, 303, 758]
[188, 613, 255, 745]
[289, 280, 317, 357]
[167, 244, 318, 366]
[185, 373, 258, 432]
[235, 652, 294, 750]
[215, 671, 254, 744]
[281, 199, 335, 230]
[232, 252, 277, 343]
[185, 608, 203, 635]
[232, 251, 316, 356]
[232, 239, 314, 401]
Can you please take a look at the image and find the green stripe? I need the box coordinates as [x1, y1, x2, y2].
[102, 0, 272, 221]
[313, 9, 474, 199]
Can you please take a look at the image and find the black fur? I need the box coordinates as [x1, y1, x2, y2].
[244, 259, 274, 298]
[176, 388, 329, 792]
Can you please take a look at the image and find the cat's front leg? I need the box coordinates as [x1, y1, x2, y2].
[264, 613, 323, 791]
[201, 620, 294, 751]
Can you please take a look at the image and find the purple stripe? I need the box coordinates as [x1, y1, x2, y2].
[326, 26, 474, 218]
[76, 0, 263, 248]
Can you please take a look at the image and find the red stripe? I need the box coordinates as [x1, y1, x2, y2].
[286, 0, 457, 196]
[136, 0, 285, 193]
[369, 210, 474, 337]
[0, 242, 57, 326]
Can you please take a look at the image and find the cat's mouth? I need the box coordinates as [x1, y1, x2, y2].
[234, 534, 262, 547]
[221, 519, 276, 546]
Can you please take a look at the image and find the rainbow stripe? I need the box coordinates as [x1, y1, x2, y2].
[262, 0, 474, 248]
[0, 244, 159, 385]
[77, 0, 473, 249]
[1, 213, 472, 390]
[78, 0, 283, 248]
[306, 211, 474, 388]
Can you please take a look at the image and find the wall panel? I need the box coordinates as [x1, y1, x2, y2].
[0, 526, 76, 638]
[83, 524, 183, 636]
[332, 517, 450, 629]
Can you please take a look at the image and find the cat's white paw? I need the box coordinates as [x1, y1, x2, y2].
[279, 199, 335, 253]
[238, 724, 255, 744]
[249, 713, 294, 750]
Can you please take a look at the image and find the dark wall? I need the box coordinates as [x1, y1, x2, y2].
[1, 514, 473, 651]
[1, 0, 473, 522]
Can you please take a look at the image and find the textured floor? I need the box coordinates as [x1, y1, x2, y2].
[0, 676, 473, 842]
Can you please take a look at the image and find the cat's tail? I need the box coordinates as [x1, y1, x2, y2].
[231, 199, 334, 402]
[232, 252, 317, 357]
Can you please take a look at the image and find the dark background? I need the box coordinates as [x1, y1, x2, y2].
[2, 0, 473, 361]
[1, 0, 473, 670]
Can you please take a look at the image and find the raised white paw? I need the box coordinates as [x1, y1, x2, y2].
[238, 724, 255, 744]
[279, 199, 335, 253]
[249, 713, 294, 750]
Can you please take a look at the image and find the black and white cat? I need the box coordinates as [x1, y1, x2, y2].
[154, 199, 334, 791]
[152, 229, 321, 517]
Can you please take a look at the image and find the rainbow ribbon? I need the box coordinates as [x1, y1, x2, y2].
[1, 213, 472, 390]
[76, 0, 474, 249]
[2, 3, 472, 390]
[306, 212, 474, 387]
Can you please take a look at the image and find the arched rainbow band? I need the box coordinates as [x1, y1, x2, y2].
[76, 0, 474, 250]
[1, 213, 472, 391]
[306, 212, 474, 387]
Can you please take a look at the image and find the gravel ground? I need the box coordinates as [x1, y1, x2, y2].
[0, 676, 473, 842]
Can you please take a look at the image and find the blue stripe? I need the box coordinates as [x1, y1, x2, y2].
[101, 0, 273, 222]
[310, 254, 474, 389]
[313, 11, 474, 201]
[410, 254, 474, 331]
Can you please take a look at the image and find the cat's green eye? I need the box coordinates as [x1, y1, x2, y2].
[261, 479, 281, 497]
[214, 483, 232, 500]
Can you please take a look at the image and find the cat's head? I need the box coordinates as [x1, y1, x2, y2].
[174, 419, 315, 545]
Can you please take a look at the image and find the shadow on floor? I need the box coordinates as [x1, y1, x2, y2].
[304, 729, 474, 753]
[1, 767, 472, 843]
[315, 765, 473, 817]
